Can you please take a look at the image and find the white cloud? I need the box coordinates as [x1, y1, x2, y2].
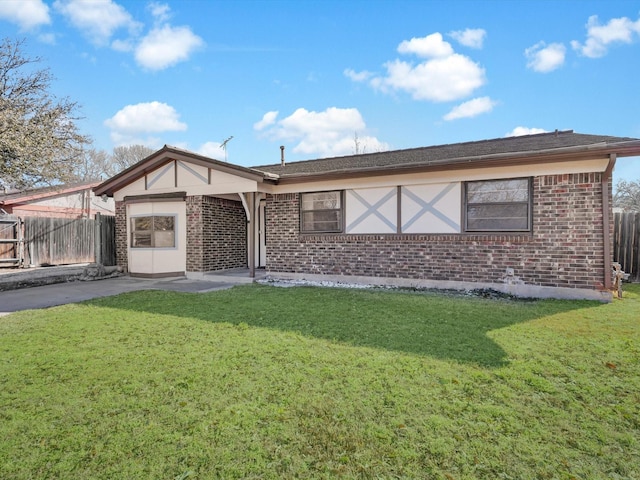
[135, 24, 203, 70]
[505, 127, 548, 137]
[348, 33, 486, 102]
[525, 42, 566, 73]
[111, 39, 134, 52]
[398, 33, 454, 58]
[54, 1, 203, 71]
[148, 2, 171, 24]
[0, 0, 50, 30]
[257, 107, 389, 157]
[344, 68, 374, 82]
[54, 0, 140, 46]
[253, 111, 279, 131]
[449, 28, 486, 49]
[104, 101, 187, 144]
[443, 96, 497, 121]
[571, 14, 640, 58]
[38, 33, 57, 45]
[197, 141, 227, 160]
[376, 54, 485, 102]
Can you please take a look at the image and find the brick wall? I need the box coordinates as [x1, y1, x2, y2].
[114, 201, 128, 272]
[186, 196, 247, 272]
[265, 174, 609, 290]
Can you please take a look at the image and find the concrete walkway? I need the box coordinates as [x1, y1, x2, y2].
[0, 275, 238, 317]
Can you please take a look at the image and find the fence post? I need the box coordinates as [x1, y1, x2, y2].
[18, 217, 24, 268]
[95, 212, 102, 265]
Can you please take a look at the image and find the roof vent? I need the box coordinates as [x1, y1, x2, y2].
[280, 145, 285, 166]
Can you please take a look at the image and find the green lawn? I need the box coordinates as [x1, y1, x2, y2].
[1, 283, 638, 479]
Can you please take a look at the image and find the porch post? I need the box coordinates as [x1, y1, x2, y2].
[602, 154, 616, 290]
[248, 192, 256, 278]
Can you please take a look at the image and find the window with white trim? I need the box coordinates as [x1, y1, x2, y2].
[464, 178, 532, 232]
[131, 215, 176, 248]
[300, 191, 343, 233]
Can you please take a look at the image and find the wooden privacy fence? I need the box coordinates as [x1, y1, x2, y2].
[0, 217, 23, 266]
[613, 212, 640, 282]
[96, 214, 116, 267]
[0, 214, 116, 268]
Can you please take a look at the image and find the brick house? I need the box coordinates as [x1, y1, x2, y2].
[94, 131, 640, 300]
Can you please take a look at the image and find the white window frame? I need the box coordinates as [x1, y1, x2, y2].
[130, 215, 177, 248]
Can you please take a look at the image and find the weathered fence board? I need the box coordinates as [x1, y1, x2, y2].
[0, 217, 22, 265]
[24, 217, 95, 266]
[97, 214, 116, 267]
[0, 215, 117, 268]
[614, 212, 639, 281]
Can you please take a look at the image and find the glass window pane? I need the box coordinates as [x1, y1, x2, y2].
[302, 211, 340, 232]
[131, 215, 175, 247]
[465, 179, 530, 232]
[467, 216, 529, 231]
[154, 216, 174, 231]
[467, 204, 529, 231]
[133, 217, 152, 230]
[467, 179, 529, 203]
[301, 191, 342, 232]
[154, 231, 175, 247]
[132, 232, 152, 247]
[468, 204, 529, 219]
[301, 192, 340, 210]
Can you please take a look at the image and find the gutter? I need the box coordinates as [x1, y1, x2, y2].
[272, 149, 614, 185]
[257, 139, 640, 184]
[602, 153, 616, 290]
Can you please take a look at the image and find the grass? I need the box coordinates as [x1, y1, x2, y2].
[0, 283, 638, 479]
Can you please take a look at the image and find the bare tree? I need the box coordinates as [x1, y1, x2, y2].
[111, 144, 154, 172]
[0, 38, 90, 190]
[74, 148, 111, 182]
[353, 132, 362, 154]
[72, 144, 155, 183]
[614, 179, 640, 212]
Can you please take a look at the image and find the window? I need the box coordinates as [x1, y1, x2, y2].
[131, 215, 176, 248]
[464, 178, 531, 232]
[300, 191, 343, 233]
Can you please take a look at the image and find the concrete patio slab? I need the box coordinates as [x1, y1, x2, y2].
[0, 275, 237, 317]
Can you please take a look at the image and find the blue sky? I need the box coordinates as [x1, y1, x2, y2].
[1, 0, 639, 184]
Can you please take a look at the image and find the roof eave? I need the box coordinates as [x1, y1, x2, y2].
[1, 182, 102, 205]
[94, 145, 270, 197]
[273, 141, 640, 185]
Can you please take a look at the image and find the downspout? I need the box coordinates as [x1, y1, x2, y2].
[602, 154, 616, 290]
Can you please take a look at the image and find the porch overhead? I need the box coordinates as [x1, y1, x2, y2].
[94, 145, 275, 200]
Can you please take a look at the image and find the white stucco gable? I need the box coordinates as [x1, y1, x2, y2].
[95, 145, 269, 201]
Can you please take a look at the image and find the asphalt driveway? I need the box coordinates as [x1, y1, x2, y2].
[0, 276, 236, 317]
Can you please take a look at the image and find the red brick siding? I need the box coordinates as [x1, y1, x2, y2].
[114, 201, 128, 272]
[186, 196, 246, 272]
[265, 174, 609, 290]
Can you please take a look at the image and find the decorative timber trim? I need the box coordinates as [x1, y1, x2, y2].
[124, 192, 187, 204]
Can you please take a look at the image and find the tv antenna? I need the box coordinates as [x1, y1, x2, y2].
[220, 135, 234, 161]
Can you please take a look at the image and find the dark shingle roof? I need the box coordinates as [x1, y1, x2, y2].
[251, 131, 639, 178]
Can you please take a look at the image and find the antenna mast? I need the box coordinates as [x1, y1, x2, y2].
[220, 135, 234, 162]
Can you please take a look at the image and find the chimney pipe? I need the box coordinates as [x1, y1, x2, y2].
[280, 145, 285, 166]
